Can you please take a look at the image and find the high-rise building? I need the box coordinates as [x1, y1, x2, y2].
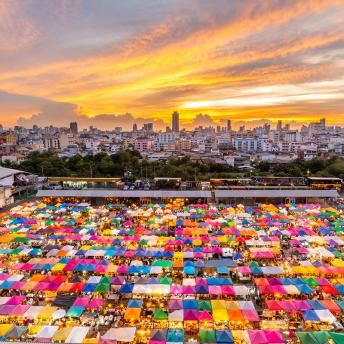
[227, 120, 232, 132]
[132, 123, 138, 132]
[277, 120, 283, 131]
[320, 118, 326, 128]
[69, 122, 78, 134]
[172, 111, 179, 132]
[143, 123, 153, 131]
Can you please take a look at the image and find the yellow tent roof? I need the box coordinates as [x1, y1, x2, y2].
[0, 324, 13, 336]
[38, 306, 58, 319]
[83, 337, 99, 344]
[28, 325, 42, 335]
[52, 327, 73, 341]
[213, 309, 229, 322]
[106, 264, 117, 273]
[174, 252, 183, 259]
[332, 259, 344, 267]
[211, 300, 227, 310]
[51, 263, 65, 271]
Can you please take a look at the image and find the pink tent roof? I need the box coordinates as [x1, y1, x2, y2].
[182, 286, 196, 294]
[221, 286, 234, 295]
[95, 265, 108, 273]
[195, 278, 208, 286]
[11, 304, 30, 316]
[9, 281, 26, 290]
[264, 330, 284, 343]
[292, 300, 312, 311]
[88, 298, 103, 309]
[6, 296, 26, 305]
[198, 310, 213, 321]
[248, 330, 269, 344]
[208, 286, 222, 295]
[238, 266, 251, 274]
[170, 285, 183, 294]
[0, 305, 15, 315]
[183, 309, 198, 320]
[73, 297, 90, 307]
[117, 266, 128, 273]
[280, 301, 296, 311]
[242, 310, 259, 321]
[270, 285, 287, 294]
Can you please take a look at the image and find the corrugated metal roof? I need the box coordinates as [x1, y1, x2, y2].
[36, 189, 212, 198]
[214, 189, 339, 198]
[0, 167, 24, 179]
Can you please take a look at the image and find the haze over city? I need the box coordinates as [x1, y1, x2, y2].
[1, 0, 344, 129]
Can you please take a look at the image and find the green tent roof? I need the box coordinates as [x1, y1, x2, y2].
[312, 331, 332, 344]
[95, 283, 109, 292]
[152, 260, 172, 268]
[304, 278, 319, 286]
[198, 300, 212, 311]
[199, 330, 216, 343]
[296, 332, 319, 344]
[160, 277, 172, 285]
[154, 309, 168, 320]
[329, 332, 344, 344]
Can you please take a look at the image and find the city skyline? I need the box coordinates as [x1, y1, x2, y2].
[1, 0, 344, 128]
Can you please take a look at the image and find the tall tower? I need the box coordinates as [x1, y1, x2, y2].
[277, 120, 282, 131]
[227, 120, 232, 132]
[69, 122, 78, 134]
[172, 111, 179, 132]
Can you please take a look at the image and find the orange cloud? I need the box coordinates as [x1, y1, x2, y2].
[0, 0, 343, 126]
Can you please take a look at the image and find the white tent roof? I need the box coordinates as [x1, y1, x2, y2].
[168, 310, 184, 321]
[65, 326, 89, 343]
[35, 326, 59, 339]
[315, 309, 336, 323]
[23, 306, 44, 319]
[232, 285, 249, 296]
[0, 297, 10, 305]
[284, 285, 300, 294]
[101, 327, 136, 342]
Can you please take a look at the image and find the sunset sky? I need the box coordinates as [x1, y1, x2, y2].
[1, 0, 344, 129]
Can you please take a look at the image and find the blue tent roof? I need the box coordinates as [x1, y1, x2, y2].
[184, 266, 195, 275]
[303, 310, 320, 321]
[82, 283, 97, 292]
[307, 300, 326, 310]
[216, 330, 234, 343]
[120, 284, 134, 293]
[127, 299, 143, 308]
[166, 329, 184, 342]
[183, 299, 198, 309]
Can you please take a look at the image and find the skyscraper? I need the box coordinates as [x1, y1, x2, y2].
[277, 120, 282, 131]
[320, 118, 326, 128]
[143, 123, 153, 131]
[133, 123, 138, 132]
[70, 122, 78, 134]
[227, 120, 232, 132]
[172, 111, 179, 132]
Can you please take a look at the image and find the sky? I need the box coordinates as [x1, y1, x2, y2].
[1, 0, 344, 130]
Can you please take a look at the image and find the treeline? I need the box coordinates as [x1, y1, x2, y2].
[1, 150, 344, 180]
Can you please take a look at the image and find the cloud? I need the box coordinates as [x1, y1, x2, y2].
[0, 1, 343, 125]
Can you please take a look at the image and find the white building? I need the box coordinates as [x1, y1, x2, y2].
[233, 138, 258, 153]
